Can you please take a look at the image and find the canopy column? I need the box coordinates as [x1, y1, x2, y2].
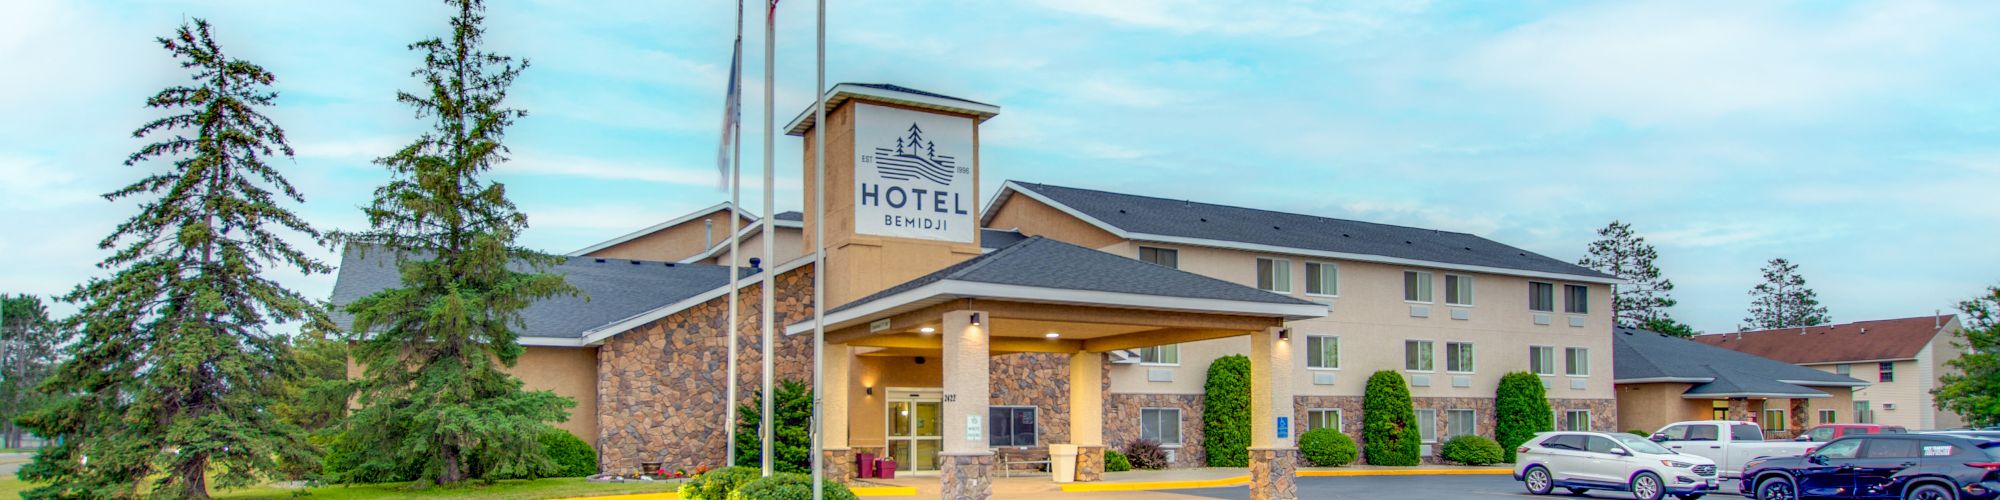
[822, 342, 854, 482]
[1248, 326, 1297, 500]
[939, 310, 992, 499]
[1067, 350, 1104, 481]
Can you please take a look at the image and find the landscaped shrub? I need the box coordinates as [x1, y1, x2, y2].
[1440, 436, 1505, 466]
[681, 466, 763, 500]
[1124, 439, 1170, 470]
[1298, 428, 1357, 467]
[540, 429, 598, 477]
[733, 379, 814, 473]
[1202, 354, 1251, 467]
[1103, 449, 1132, 472]
[321, 430, 420, 483]
[1495, 371, 1554, 463]
[727, 472, 858, 500]
[1362, 370, 1421, 466]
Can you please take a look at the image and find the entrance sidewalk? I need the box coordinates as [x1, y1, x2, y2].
[850, 464, 1512, 496]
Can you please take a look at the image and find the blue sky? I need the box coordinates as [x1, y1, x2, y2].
[4, 0, 1998, 333]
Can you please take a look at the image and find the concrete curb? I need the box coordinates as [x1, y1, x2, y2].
[562, 485, 918, 499]
[1058, 468, 1512, 492]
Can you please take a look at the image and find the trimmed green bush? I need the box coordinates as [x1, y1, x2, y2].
[1104, 449, 1132, 472]
[681, 466, 765, 500]
[1495, 371, 1555, 463]
[1202, 354, 1251, 467]
[727, 472, 858, 500]
[540, 429, 598, 477]
[1440, 436, 1505, 466]
[1362, 370, 1421, 466]
[733, 379, 814, 473]
[1125, 439, 1170, 470]
[1298, 428, 1357, 467]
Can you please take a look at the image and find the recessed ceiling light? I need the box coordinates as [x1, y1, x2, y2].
[1045, 332, 1061, 338]
[919, 327, 936, 334]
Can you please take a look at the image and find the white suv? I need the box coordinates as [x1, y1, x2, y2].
[1513, 431, 1722, 500]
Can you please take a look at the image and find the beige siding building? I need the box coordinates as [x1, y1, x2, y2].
[1694, 316, 1967, 430]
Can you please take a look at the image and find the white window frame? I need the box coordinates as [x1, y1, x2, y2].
[1564, 347, 1590, 377]
[1404, 270, 1435, 303]
[1444, 274, 1474, 306]
[1529, 281, 1555, 312]
[1763, 409, 1787, 432]
[1306, 408, 1343, 432]
[1415, 409, 1440, 445]
[1835, 363, 1850, 376]
[1404, 339, 1435, 372]
[1529, 346, 1556, 376]
[1562, 409, 1591, 431]
[1306, 335, 1340, 370]
[1817, 409, 1836, 425]
[1257, 257, 1292, 293]
[1445, 341, 1475, 374]
[1563, 284, 1589, 314]
[1304, 261, 1339, 297]
[1140, 407, 1184, 447]
[1445, 408, 1477, 439]
[1137, 344, 1180, 366]
[1137, 246, 1178, 269]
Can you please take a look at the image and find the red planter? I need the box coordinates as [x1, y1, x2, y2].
[876, 458, 897, 479]
[856, 453, 876, 479]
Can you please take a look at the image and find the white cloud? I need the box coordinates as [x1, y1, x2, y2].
[1028, 0, 1430, 38]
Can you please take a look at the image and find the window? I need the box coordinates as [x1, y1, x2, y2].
[1562, 410, 1591, 431]
[1529, 282, 1555, 312]
[1140, 408, 1182, 445]
[1305, 262, 1339, 296]
[1445, 342, 1474, 373]
[1878, 362, 1894, 383]
[1763, 409, 1787, 432]
[1855, 401, 1875, 424]
[1138, 344, 1179, 365]
[1138, 246, 1178, 269]
[989, 406, 1037, 447]
[1404, 271, 1434, 302]
[1306, 409, 1342, 431]
[1817, 409, 1836, 425]
[1583, 435, 1619, 454]
[1257, 258, 1291, 293]
[1815, 439, 1862, 460]
[1563, 285, 1589, 314]
[1529, 346, 1556, 375]
[1660, 424, 1717, 441]
[1444, 274, 1473, 305]
[1405, 340, 1434, 371]
[1732, 424, 1764, 441]
[1415, 409, 1439, 444]
[1564, 348, 1589, 376]
[1306, 335, 1339, 369]
[1835, 364, 1851, 376]
[1861, 439, 1920, 459]
[1445, 409, 1476, 439]
[1810, 426, 1836, 441]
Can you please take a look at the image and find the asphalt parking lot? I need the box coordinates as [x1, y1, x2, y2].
[1168, 475, 1746, 500]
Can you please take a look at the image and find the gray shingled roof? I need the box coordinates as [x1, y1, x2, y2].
[1614, 327, 1865, 397]
[329, 245, 743, 339]
[830, 236, 1322, 315]
[774, 211, 804, 222]
[998, 182, 1612, 280]
[847, 83, 993, 107]
[980, 228, 1028, 250]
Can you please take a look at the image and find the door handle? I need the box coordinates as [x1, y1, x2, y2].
[1899, 462, 1916, 467]
[1708, 446, 1722, 449]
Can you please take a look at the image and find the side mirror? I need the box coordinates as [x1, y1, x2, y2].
[1649, 434, 1668, 442]
[1793, 435, 1811, 442]
[1807, 454, 1828, 465]
[1611, 448, 1631, 456]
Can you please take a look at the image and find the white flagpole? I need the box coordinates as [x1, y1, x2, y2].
[760, 0, 777, 478]
[810, 0, 827, 496]
[724, 0, 744, 468]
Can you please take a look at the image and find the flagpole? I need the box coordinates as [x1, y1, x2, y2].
[724, 0, 744, 469]
[759, 0, 777, 478]
[809, 0, 827, 496]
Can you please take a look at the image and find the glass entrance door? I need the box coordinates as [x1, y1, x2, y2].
[885, 389, 943, 472]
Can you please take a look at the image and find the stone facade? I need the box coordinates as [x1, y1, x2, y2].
[595, 267, 818, 474]
[1104, 393, 1206, 467]
[822, 449, 855, 483]
[941, 453, 994, 500]
[1075, 445, 1104, 482]
[989, 352, 1072, 466]
[1247, 448, 1298, 500]
[1550, 398, 1620, 432]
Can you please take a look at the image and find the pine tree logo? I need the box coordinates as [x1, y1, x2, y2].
[872, 123, 957, 186]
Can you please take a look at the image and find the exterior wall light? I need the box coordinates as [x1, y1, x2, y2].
[1278, 328, 1291, 341]
[970, 313, 982, 326]
[1044, 332, 1060, 338]
[919, 327, 936, 334]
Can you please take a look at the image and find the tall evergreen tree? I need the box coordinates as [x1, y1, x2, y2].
[336, 0, 577, 485]
[0, 294, 68, 449]
[1933, 285, 2000, 427]
[1740, 258, 1830, 331]
[15, 19, 325, 499]
[1577, 221, 1680, 329]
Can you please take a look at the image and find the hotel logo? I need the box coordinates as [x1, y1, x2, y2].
[853, 103, 975, 243]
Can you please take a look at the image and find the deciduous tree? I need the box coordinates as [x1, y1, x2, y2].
[1741, 258, 1830, 330]
[1934, 285, 2000, 427]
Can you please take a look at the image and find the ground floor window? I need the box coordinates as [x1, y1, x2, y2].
[1817, 409, 1836, 425]
[989, 406, 1037, 447]
[1710, 400, 1729, 420]
[1415, 409, 1439, 445]
[1562, 409, 1591, 431]
[1141, 408, 1182, 446]
[1445, 409, 1476, 439]
[1854, 401, 1874, 423]
[1138, 344, 1179, 365]
[1762, 409, 1787, 432]
[1306, 408, 1342, 431]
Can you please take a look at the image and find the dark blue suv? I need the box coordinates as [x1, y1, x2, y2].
[1739, 434, 2000, 500]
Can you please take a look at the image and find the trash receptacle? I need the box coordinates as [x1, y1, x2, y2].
[856, 453, 875, 479]
[1049, 444, 1078, 483]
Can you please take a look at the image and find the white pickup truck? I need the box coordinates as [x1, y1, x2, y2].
[1650, 420, 1818, 479]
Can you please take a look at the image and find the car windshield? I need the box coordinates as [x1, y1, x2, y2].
[1611, 433, 1673, 455]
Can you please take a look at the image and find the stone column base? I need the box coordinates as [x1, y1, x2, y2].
[822, 448, 855, 484]
[940, 452, 994, 500]
[1248, 448, 1298, 500]
[1074, 445, 1104, 482]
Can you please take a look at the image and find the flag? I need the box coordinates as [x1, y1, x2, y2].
[715, 35, 742, 190]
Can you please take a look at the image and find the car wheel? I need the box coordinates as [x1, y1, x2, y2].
[1522, 466, 1554, 495]
[1630, 472, 1665, 500]
[1904, 483, 1956, 500]
[1756, 476, 1798, 500]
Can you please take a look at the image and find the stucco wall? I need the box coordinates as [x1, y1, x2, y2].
[706, 226, 806, 267]
[587, 211, 754, 262]
[514, 347, 601, 443]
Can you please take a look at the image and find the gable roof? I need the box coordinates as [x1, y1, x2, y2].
[1614, 327, 1868, 398]
[329, 245, 745, 344]
[785, 83, 1000, 136]
[786, 236, 1327, 335]
[1691, 315, 1956, 364]
[567, 202, 757, 257]
[985, 181, 1616, 283]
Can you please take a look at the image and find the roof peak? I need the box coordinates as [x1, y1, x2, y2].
[1011, 180, 1481, 237]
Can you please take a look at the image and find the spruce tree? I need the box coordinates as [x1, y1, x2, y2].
[15, 19, 325, 499]
[1577, 221, 1680, 329]
[336, 0, 577, 485]
[1741, 258, 1830, 330]
[1933, 285, 2000, 427]
[0, 294, 67, 450]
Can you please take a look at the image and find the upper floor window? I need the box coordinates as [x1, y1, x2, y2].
[1529, 282, 1555, 312]
[1138, 246, 1178, 269]
[1444, 274, 1473, 306]
[1305, 262, 1339, 296]
[1139, 344, 1180, 365]
[1563, 285, 1589, 314]
[1878, 362, 1894, 382]
[1405, 340, 1434, 371]
[1445, 342, 1474, 373]
[1529, 346, 1555, 375]
[1257, 258, 1291, 293]
[1835, 364, 1851, 376]
[1404, 271, 1434, 303]
[1565, 347, 1589, 376]
[1306, 335, 1339, 369]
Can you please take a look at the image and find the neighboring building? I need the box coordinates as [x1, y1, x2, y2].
[1614, 327, 1868, 437]
[1693, 316, 1967, 430]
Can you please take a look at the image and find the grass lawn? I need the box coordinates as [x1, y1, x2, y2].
[0, 477, 686, 500]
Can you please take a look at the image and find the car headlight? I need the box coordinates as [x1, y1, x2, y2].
[1660, 460, 1695, 468]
